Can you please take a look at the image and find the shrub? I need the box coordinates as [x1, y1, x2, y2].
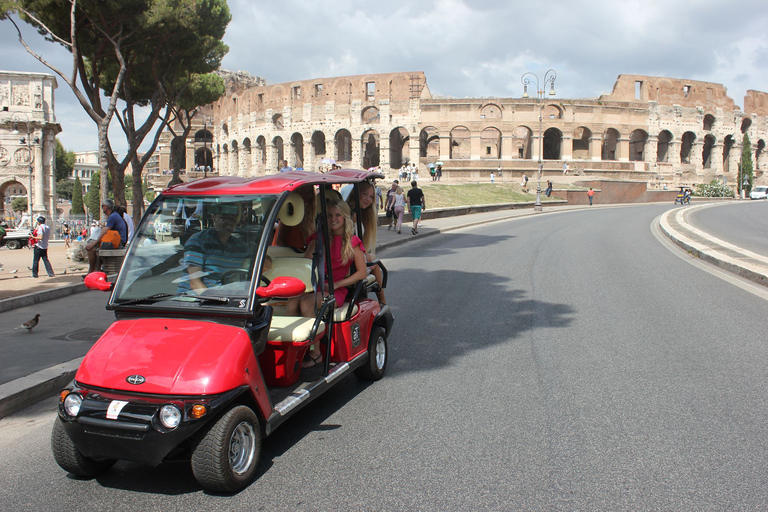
[694, 179, 734, 198]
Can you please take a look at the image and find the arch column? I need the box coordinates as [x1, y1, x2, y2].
[409, 132, 419, 168]
[691, 141, 704, 173]
[501, 134, 514, 161]
[669, 141, 681, 166]
[618, 138, 630, 162]
[469, 134, 482, 160]
[646, 135, 658, 165]
[265, 144, 277, 174]
[561, 134, 573, 160]
[33, 142, 45, 214]
[711, 142, 723, 173]
[590, 136, 602, 161]
[439, 135, 450, 162]
[351, 133, 363, 168]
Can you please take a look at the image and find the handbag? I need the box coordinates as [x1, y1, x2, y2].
[100, 229, 121, 249]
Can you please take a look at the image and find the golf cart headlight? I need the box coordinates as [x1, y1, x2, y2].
[63, 393, 82, 417]
[159, 404, 182, 429]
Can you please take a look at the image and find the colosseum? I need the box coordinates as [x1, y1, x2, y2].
[159, 71, 768, 189]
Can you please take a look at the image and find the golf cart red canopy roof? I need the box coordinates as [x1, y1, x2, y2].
[163, 169, 384, 196]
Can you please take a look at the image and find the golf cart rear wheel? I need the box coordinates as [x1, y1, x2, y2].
[51, 418, 116, 478]
[355, 327, 387, 381]
[6, 239, 21, 250]
[191, 405, 261, 493]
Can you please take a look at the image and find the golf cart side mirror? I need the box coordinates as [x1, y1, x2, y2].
[84, 271, 114, 292]
[255, 276, 306, 299]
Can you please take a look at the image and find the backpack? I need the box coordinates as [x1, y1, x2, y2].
[525, 176, 529, 182]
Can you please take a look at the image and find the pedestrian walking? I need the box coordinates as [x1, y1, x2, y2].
[490, 172, 495, 183]
[521, 173, 529, 192]
[31, 216, 55, 278]
[406, 180, 425, 235]
[385, 180, 399, 230]
[394, 186, 406, 233]
[63, 224, 71, 248]
[587, 187, 595, 205]
[563, 162, 569, 175]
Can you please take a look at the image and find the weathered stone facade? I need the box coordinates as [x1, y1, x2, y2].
[0, 70, 60, 220]
[172, 71, 768, 187]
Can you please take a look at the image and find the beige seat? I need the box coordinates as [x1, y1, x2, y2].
[268, 316, 326, 343]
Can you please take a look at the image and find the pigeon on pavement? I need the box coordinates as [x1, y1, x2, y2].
[9, 269, 18, 274]
[17, 314, 41, 333]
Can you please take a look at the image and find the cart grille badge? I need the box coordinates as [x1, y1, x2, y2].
[126, 374, 146, 385]
[351, 323, 361, 348]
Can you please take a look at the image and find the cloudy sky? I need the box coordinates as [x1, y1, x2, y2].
[3, 0, 768, 154]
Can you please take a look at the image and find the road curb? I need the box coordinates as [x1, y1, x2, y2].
[0, 358, 83, 420]
[658, 207, 768, 288]
[0, 281, 88, 314]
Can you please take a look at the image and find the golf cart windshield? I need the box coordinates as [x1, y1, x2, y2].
[111, 194, 277, 307]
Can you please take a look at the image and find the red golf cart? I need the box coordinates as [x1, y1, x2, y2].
[51, 170, 393, 492]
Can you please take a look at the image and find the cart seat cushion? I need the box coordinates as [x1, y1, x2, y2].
[271, 302, 359, 321]
[263, 256, 313, 293]
[268, 316, 326, 342]
[333, 303, 358, 321]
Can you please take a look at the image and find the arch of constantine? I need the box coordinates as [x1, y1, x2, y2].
[166, 71, 768, 189]
[0, 70, 60, 221]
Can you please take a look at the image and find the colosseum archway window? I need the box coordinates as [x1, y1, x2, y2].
[543, 128, 562, 160]
[657, 130, 672, 162]
[312, 131, 326, 158]
[602, 128, 620, 160]
[449, 126, 471, 159]
[543, 104, 563, 119]
[741, 118, 752, 133]
[513, 126, 532, 159]
[194, 129, 213, 143]
[362, 106, 380, 124]
[194, 147, 213, 170]
[757, 139, 765, 173]
[479, 103, 501, 119]
[362, 130, 380, 169]
[222, 123, 229, 138]
[702, 134, 716, 168]
[389, 127, 409, 168]
[572, 127, 592, 159]
[680, 132, 696, 164]
[336, 129, 352, 162]
[703, 114, 715, 131]
[273, 113, 284, 130]
[257, 136, 267, 165]
[291, 133, 304, 169]
[221, 143, 229, 175]
[481, 127, 502, 159]
[629, 129, 648, 161]
[419, 127, 440, 158]
[722, 135, 735, 172]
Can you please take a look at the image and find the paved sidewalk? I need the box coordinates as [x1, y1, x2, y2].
[659, 203, 768, 288]
[1, 201, 764, 419]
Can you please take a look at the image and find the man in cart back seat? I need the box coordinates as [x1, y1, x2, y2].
[178, 203, 251, 293]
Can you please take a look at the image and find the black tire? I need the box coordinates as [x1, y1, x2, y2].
[51, 419, 116, 478]
[355, 326, 387, 381]
[6, 239, 21, 250]
[191, 405, 261, 493]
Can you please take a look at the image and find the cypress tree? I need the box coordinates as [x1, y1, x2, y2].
[71, 176, 85, 215]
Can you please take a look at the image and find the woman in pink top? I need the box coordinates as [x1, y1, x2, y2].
[287, 199, 367, 367]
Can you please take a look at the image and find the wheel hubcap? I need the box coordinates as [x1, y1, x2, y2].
[229, 421, 256, 475]
[375, 336, 386, 370]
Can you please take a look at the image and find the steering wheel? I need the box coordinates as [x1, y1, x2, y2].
[221, 268, 250, 285]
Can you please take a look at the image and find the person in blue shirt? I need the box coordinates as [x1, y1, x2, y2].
[178, 203, 251, 293]
[85, 199, 127, 273]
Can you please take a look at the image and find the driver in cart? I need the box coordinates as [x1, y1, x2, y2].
[177, 203, 250, 293]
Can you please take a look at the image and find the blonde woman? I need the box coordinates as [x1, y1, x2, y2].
[347, 181, 387, 304]
[394, 186, 406, 234]
[286, 199, 367, 367]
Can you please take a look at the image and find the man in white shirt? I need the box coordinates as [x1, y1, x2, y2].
[31, 216, 55, 278]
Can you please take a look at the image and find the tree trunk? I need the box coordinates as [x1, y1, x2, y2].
[131, 154, 145, 226]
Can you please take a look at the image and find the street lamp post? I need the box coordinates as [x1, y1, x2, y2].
[521, 69, 557, 212]
[11, 112, 38, 218]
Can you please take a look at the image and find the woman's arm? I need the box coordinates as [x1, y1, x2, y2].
[333, 246, 367, 290]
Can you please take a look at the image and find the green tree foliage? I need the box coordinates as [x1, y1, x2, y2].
[3, 0, 230, 222]
[54, 139, 74, 182]
[71, 176, 85, 215]
[11, 197, 27, 213]
[85, 170, 113, 220]
[740, 133, 754, 195]
[56, 178, 74, 200]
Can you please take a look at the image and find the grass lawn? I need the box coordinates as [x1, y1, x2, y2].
[407, 181, 573, 209]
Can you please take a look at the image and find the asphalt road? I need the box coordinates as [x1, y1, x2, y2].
[3, 204, 768, 510]
[689, 200, 768, 255]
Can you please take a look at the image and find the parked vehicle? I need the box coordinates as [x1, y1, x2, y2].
[1, 214, 32, 249]
[51, 170, 393, 492]
[750, 185, 768, 199]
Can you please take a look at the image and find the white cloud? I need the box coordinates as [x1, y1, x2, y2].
[3, 0, 768, 152]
